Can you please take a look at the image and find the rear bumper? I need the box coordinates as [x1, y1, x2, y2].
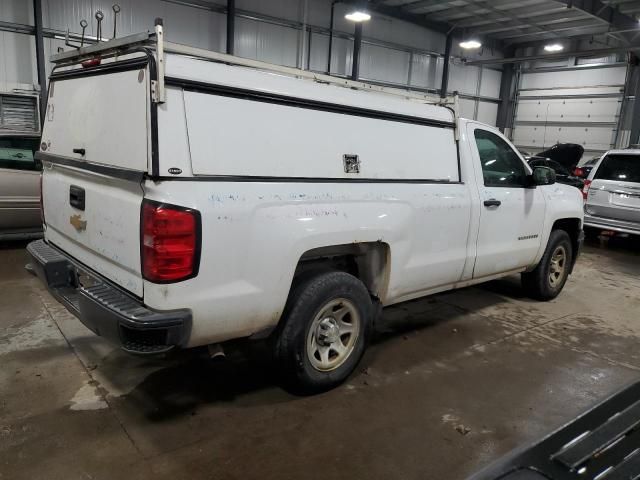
[584, 213, 640, 235]
[27, 239, 191, 354]
[0, 228, 43, 241]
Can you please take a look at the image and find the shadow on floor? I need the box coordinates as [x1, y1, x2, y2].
[0, 239, 30, 250]
[585, 231, 640, 256]
[119, 283, 513, 420]
[118, 344, 285, 420]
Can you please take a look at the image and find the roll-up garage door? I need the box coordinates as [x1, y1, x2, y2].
[512, 64, 627, 158]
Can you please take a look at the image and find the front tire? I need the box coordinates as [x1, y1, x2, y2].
[274, 271, 373, 394]
[521, 230, 573, 301]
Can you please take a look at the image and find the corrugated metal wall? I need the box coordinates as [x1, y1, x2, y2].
[0, 1, 37, 93]
[1, 0, 504, 125]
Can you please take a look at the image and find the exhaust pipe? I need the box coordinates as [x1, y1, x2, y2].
[207, 343, 225, 360]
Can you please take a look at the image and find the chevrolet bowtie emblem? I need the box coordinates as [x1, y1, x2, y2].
[70, 214, 87, 231]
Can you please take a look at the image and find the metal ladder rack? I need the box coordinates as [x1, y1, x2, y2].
[50, 21, 458, 113]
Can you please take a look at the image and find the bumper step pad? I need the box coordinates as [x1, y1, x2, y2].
[27, 239, 191, 354]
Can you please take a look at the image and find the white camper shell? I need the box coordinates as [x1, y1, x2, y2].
[28, 24, 584, 392]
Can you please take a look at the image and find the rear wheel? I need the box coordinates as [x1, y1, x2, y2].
[274, 271, 373, 394]
[522, 230, 573, 301]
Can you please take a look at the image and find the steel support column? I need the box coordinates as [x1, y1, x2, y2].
[440, 33, 453, 98]
[327, 1, 336, 74]
[629, 65, 640, 147]
[496, 47, 516, 133]
[351, 22, 362, 81]
[226, 0, 235, 55]
[33, 0, 46, 127]
[298, 0, 308, 70]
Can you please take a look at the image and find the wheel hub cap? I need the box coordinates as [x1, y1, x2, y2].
[317, 318, 340, 345]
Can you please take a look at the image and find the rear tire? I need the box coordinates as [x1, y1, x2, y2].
[522, 230, 573, 301]
[274, 271, 373, 394]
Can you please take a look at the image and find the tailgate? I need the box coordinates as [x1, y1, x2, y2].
[42, 166, 144, 297]
[39, 56, 152, 297]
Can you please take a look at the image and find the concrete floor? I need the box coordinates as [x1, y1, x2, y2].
[1, 237, 640, 480]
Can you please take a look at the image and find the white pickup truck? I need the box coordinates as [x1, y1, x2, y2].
[28, 24, 584, 393]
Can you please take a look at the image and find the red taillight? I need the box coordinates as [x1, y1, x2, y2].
[141, 201, 200, 283]
[81, 57, 101, 68]
[39, 173, 45, 224]
[573, 167, 585, 177]
[582, 179, 592, 200]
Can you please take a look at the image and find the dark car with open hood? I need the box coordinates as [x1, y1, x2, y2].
[537, 143, 585, 172]
[520, 143, 586, 189]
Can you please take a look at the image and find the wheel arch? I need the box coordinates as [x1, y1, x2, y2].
[293, 241, 391, 303]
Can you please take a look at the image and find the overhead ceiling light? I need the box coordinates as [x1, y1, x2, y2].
[345, 10, 371, 22]
[544, 43, 564, 52]
[459, 40, 482, 49]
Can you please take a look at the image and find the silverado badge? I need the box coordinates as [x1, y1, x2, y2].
[70, 214, 87, 232]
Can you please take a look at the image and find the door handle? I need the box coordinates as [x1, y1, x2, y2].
[484, 199, 501, 207]
[69, 185, 86, 211]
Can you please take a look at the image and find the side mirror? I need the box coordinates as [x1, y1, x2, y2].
[531, 166, 556, 186]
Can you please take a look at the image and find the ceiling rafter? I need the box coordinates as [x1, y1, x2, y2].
[374, 0, 640, 51]
[496, 19, 610, 39]
[467, 12, 603, 36]
[553, 0, 640, 43]
[366, 2, 452, 33]
[453, 5, 571, 29]
[402, 0, 462, 14]
[556, 0, 639, 28]
[415, 0, 569, 42]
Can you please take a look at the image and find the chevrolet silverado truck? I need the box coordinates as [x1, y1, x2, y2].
[27, 24, 584, 393]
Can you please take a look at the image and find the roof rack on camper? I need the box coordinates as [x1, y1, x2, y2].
[50, 20, 459, 113]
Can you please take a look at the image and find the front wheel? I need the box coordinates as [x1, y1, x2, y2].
[521, 230, 573, 301]
[274, 271, 373, 394]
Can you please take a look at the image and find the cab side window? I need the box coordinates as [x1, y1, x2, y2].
[0, 137, 41, 172]
[474, 129, 527, 187]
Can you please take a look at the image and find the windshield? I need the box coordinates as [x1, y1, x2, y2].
[594, 154, 640, 183]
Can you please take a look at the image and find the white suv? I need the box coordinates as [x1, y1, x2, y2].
[583, 149, 640, 235]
